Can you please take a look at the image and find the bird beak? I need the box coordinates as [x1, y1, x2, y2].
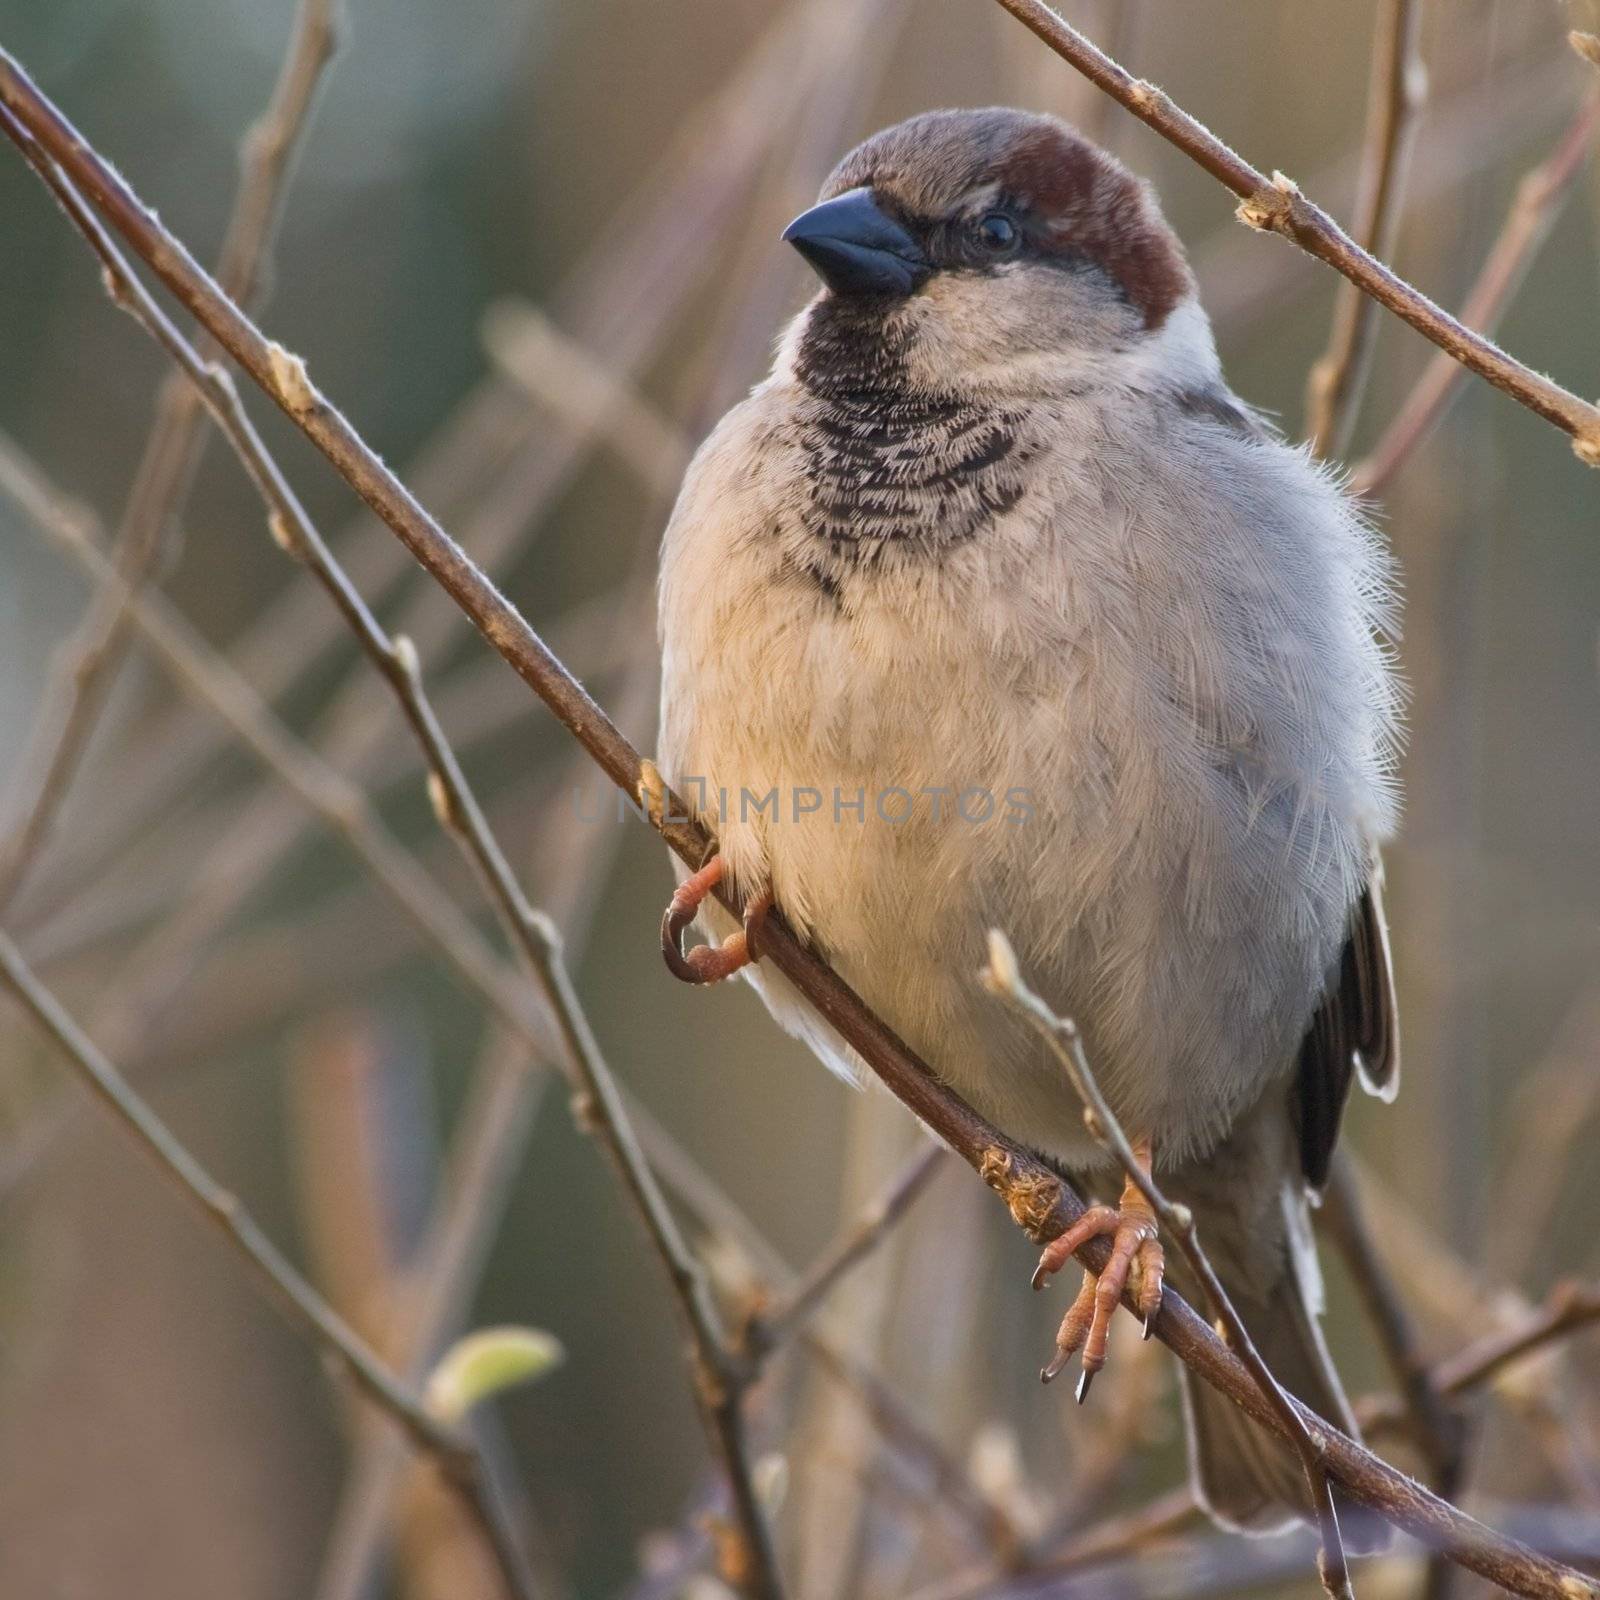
[782, 187, 930, 298]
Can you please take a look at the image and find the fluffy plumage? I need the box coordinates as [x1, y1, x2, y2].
[657, 107, 1402, 1534]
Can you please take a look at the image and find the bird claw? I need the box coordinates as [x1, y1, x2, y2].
[660, 855, 771, 985]
[1032, 1191, 1165, 1401]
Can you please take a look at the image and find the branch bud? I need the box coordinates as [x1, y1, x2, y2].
[424, 1326, 564, 1424]
[266, 340, 317, 419]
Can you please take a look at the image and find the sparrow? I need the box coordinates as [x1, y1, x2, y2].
[655, 107, 1400, 1537]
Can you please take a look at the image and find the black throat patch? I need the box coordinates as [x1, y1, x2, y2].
[790, 300, 1029, 570]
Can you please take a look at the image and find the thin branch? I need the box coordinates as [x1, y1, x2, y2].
[956, 1502, 1600, 1600]
[0, 116, 780, 1599]
[1487, 987, 1600, 1283]
[480, 298, 692, 500]
[980, 931, 1353, 1600]
[287, 1016, 564, 1600]
[0, 0, 340, 912]
[1320, 1155, 1464, 1600]
[0, 930, 537, 1600]
[1304, 0, 1426, 456]
[986, 0, 1600, 466]
[904, 1487, 1199, 1600]
[745, 1145, 947, 1357]
[2, 61, 1597, 1600]
[0, 429, 987, 1576]
[1197, 44, 1584, 337]
[0, 456, 549, 1050]
[1432, 1281, 1600, 1401]
[22, 0, 821, 923]
[311, 683, 656, 1600]
[624, 1100, 1026, 1566]
[1353, 91, 1600, 496]
[798, 1330, 1027, 1566]
[1320, 1155, 1464, 1488]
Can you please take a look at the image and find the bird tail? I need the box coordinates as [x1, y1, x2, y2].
[1172, 1184, 1385, 1551]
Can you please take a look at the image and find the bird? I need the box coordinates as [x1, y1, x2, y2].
[655, 106, 1401, 1537]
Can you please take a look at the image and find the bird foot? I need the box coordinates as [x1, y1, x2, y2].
[1033, 1179, 1164, 1400]
[661, 854, 770, 985]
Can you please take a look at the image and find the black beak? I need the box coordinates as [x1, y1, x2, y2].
[782, 186, 930, 298]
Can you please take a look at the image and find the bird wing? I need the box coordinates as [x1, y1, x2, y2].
[1293, 858, 1400, 1192]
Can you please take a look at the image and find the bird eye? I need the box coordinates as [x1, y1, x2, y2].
[975, 212, 1018, 251]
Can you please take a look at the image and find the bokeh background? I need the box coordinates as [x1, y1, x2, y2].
[1, 1, 1599, 1597]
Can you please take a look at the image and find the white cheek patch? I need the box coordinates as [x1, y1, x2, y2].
[1117, 298, 1222, 392]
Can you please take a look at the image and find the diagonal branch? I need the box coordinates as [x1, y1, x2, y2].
[1, 53, 1597, 1600]
[987, 0, 1600, 466]
[1304, 0, 1426, 456]
[0, 428, 1000, 1577]
[745, 1145, 948, 1358]
[0, 930, 537, 1600]
[0, 0, 341, 912]
[980, 931, 1352, 1600]
[1353, 89, 1600, 495]
[0, 117, 781, 1600]
[1319, 1156, 1464, 1492]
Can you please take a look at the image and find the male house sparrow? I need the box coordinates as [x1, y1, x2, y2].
[656, 108, 1400, 1534]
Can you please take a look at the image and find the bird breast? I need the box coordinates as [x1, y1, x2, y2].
[657, 377, 1395, 1166]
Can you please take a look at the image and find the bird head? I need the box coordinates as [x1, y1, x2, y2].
[780, 108, 1212, 399]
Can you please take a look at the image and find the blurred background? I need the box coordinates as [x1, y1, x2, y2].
[1, 1, 1598, 1596]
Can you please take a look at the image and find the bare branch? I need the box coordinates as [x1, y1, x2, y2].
[22, 0, 826, 920]
[980, 931, 1352, 1600]
[0, 930, 537, 1600]
[1353, 92, 1600, 496]
[2, 58, 1597, 1600]
[1320, 1155, 1464, 1488]
[1305, 0, 1426, 456]
[0, 429, 981, 1583]
[1433, 1281, 1600, 1401]
[0, 0, 341, 912]
[904, 1487, 1199, 1600]
[747, 1145, 947, 1357]
[0, 114, 780, 1598]
[987, 0, 1600, 466]
[0, 454, 547, 1047]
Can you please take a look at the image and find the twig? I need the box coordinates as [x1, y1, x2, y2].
[1321, 1156, 1465, 1600]
[1197, 45, 1585, 337]
[1320, 1155, 1464, 1488]
[0, 114, 781, 1599]
[745, 1145, 947, 1357]
[798, 1330, 1026, 1566]
[0, 425, 988, 1576]
[0, 0, 340, 912]
[0, 455, 549, 1050]
[1487, 987, 1600, 1283]
[1304, 0, 1426, 456]
[979, 931, 1354, 1600]
[2, 62, 1597, 1600]
[480, 299, 692, 500]
[1353, 91, 1600, 496]
[288, 1016, 561, 1600]
[621, 1098, 1025, 1566]
[955, 1502, 1600, 1600]
[986, 0, 1600, 466]
[0, 930, 537, 1600]
[904, 1487, 1199, 1600]
[312, 680, 655, 1600]
[25, 0, 822, 922]
[1431, 1282, 1600, 1400]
